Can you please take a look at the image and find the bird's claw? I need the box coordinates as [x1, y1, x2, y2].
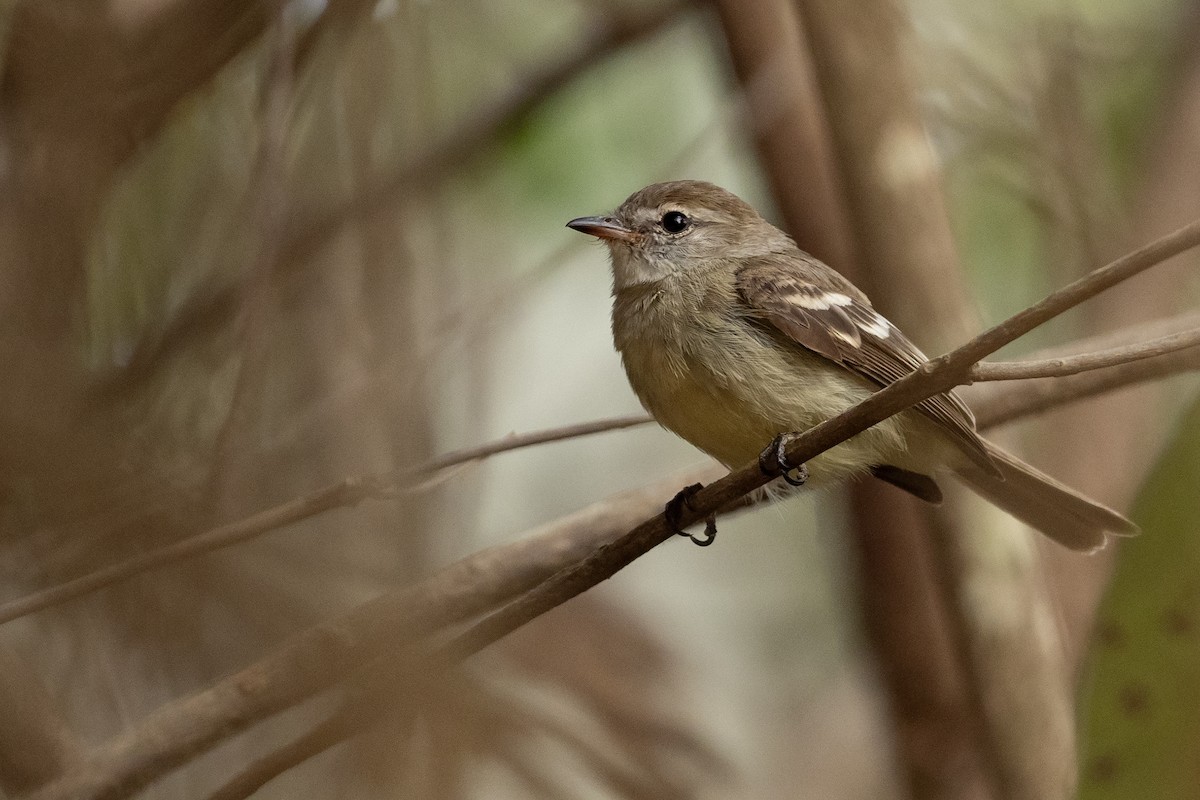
[759, 433, 809, 487]
[665, 483, 718, 547]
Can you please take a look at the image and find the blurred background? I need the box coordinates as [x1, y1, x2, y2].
[1, 0, 1199, 798]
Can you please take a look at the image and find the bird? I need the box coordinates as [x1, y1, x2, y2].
[567, 179, 1137, 551]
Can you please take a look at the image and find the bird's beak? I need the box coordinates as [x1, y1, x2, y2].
[566, 215, 638, 243]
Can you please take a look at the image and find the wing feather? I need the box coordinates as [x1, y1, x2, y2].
[735, 255, 998, 474]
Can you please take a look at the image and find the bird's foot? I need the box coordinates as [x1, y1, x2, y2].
[758, 433, 809, 487]
[665, 483, 718, 547]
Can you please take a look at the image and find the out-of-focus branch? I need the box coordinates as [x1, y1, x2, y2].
[25, 465, 723, 800]
[13, 301, 1200, 629]
[0, 646, 80, 796]
[204, 711, 358, 800]
[103, 0, 700, 394]
[25, 215, 1200, 800]
[711, 0, 856, 272]
[206, 643, 708, 800]
[0, 415, 652, 626]
[2, 0, 270, 162]
[971, 327, 1200, 381]
[282, 0, 698, 261]
[791, 0, 976, 330]
[13, 306, 1200, 628]
[434, 218, 1200, 661]
[790, 0, 1000, 795]
[2, 0, 378, 172]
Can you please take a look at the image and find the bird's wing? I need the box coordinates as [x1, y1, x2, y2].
[734, 254, 997, 474]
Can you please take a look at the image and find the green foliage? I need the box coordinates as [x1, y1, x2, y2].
[1079, 393, 1200, 798]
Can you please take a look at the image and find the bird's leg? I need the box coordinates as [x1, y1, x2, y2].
[665, 483, 718, 547]
[759, 433, 809, 487]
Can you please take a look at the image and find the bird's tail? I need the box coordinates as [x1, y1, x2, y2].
[955, 439, 1138, 552]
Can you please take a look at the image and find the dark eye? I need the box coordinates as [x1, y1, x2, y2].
[660, 211, 690, 233]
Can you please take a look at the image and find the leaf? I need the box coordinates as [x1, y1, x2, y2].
[1079, 392, 1200, 798]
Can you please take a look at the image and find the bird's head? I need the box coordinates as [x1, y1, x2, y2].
[567, 180, 794, 289]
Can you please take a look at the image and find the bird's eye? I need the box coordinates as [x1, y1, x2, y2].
[660, 211, 690, 233]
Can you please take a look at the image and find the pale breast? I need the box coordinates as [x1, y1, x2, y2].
[613, 283, 914, 483]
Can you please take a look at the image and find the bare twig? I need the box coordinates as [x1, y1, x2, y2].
[436, 217, 1200, 661]
[0, 415, 652, 626]
[22, 207, 1200, 798]
[971, 327, 1200, 381]
[0, 477, 385, 626]
[12, 308, 1200, 628]
[204, 711, 359, 800]
[26, 466, 724, 800]
[968, 309, 1200, 425]
[421, 415, 652, 473]
[12, 304, 1200, 629]
[974, 343, 1200, 429]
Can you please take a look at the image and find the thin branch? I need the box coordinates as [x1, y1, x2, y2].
[421, 415, 652, 473]
[204, 711, 358, 800]
[974, 341, 1200, 429]
[0, 415, 651, 626]
[0, 477, 386, 626]
[970, 327, 1200, 381]
[11, 310, 1200, 627]
[13, 306, 1200, 629]
[25, 465, 724, 800]
[435, 217, 1200, 663]
[21, 223, 1200, 800]
[967, 309, 1200, 425]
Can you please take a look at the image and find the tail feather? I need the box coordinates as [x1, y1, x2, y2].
[955, 439, 1138, 553]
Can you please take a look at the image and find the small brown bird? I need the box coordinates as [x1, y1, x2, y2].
[568, 180, 1136, 551]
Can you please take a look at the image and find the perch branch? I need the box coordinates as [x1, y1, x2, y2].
[25, 466, 724, 800]
[10, 308, 1200, 628]
[11, 304, 1200, 628]
[29, 219, 1199, 800]
[430, 217, 1200, 663]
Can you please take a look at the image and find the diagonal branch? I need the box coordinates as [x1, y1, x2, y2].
[974, 342, 1200, 429]
[27, 219, 1200, 800]
[11, 310, 1200, 627]
[437, 217, 1200, 662]
[0, 415, 652, 626]
[24, 465, 724, 800]
[12, 304, 1200, 629]
[971, 327, 1200, 381]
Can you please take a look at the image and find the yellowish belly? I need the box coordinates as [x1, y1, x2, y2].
[619, 326, 915, 485]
